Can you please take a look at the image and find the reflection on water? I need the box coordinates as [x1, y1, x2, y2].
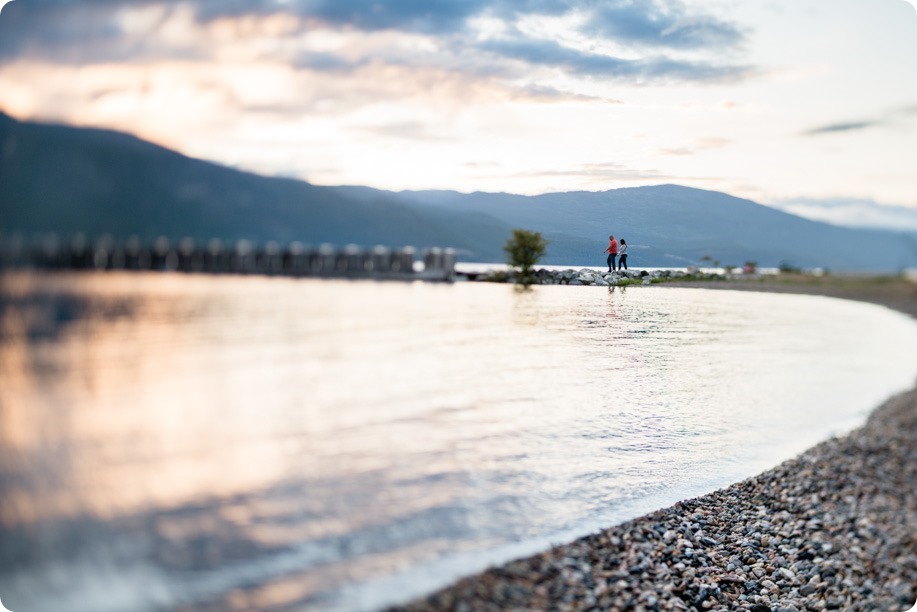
[1, 272, 916, 611]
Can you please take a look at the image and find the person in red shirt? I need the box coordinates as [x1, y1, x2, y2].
[603, 235, 618, 273]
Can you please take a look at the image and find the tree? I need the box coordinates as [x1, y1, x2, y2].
[504, 229, 547, 287]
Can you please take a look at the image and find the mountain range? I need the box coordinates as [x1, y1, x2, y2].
[2, 111, 915, 271]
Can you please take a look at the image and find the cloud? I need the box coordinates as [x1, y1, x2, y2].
[802, 120, 880, 136]
[263, 0, 485, 34]
[769, 198, 917, 232]
[190, 0, 747, 52]
[0, 0, 752, 84]
[504, 161, 669, 182]
[293, 50, 362, 74]
[0, 2, 204, 64]
[802, 104, 917, 136]
[351, 121, 453, 142]
[583, 1, 745, 50]
[480, 36, 749, 82]
[696, 137, 732, 148]
[506, 84, 619, 104]
[658, 137, 732, 156]
[658, 147, 693, 156]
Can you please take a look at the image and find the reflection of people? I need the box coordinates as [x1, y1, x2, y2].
[618, 239, 628, 271]
[603, 235, 618, 272]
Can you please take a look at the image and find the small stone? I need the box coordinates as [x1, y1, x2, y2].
[800, 584, 817, 596]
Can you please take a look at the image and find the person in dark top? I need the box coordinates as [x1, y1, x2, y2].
[618, 239, 628, 271]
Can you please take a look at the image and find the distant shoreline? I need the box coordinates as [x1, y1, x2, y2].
[392, 275, 917, 611]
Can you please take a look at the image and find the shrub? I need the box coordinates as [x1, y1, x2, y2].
[503, 229, 547, 287]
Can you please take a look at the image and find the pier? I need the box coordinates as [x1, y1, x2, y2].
[0, 234, 458, 281]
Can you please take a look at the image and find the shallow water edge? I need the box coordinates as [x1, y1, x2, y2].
[394, 281, 917, 611]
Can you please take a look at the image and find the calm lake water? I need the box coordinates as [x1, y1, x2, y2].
[1, 272, 916, 612]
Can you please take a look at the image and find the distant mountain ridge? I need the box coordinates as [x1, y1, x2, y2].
[339, 184, 917, 270]
[1, 112, 915, 270]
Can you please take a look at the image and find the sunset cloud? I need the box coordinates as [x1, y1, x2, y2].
[0, 0, 915, 205]
[0, 0, 750, 84]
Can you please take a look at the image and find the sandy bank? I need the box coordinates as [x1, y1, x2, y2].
[663, 275, 917, 320]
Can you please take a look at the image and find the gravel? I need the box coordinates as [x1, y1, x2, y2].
[390, 280, 917, 612]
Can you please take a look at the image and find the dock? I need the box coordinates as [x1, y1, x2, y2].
[0, 234, 458, 282]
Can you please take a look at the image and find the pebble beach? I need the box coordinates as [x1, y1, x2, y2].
[392, 277, 917, 612]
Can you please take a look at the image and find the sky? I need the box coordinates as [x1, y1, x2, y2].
[1, 0, 916, 220]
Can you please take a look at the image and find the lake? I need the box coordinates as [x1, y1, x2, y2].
[1, 272, 916, 611]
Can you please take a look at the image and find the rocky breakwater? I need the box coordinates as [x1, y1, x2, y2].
[475, 268, 706, 286]
[391, 386, 917, 611]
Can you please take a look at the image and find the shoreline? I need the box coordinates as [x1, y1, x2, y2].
[392, 277, 917, 611]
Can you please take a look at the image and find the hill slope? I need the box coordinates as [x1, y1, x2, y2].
[0, 112, 511, 259]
